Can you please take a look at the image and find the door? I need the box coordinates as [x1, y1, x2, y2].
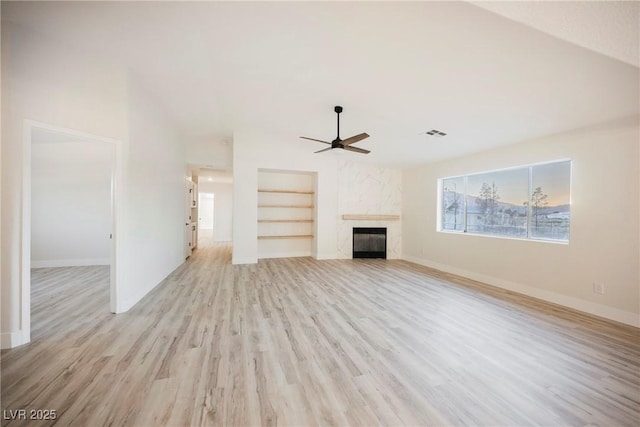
[198, 193, 214, 230]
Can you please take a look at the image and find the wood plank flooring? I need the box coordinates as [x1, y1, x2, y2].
[2, 238, 639, 426]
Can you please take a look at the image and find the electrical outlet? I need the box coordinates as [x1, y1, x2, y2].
[593, 283, 605, 295]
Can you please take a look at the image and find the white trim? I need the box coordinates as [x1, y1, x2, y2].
[258, 251, 312, 259]
[314, 252, 339, 260]
[437, 229, 569, 245]
[0, 331, 23, 349]
[232, 256, 258, 265]
[31, 258, 111, 268]
[116, 280, 161, 313]
[21, 123, 32, 345]
[441, 158, 573, 181]
[110, 135, 124, 314]
[403, 255, 640, 328]
[18, 120, 123, 348]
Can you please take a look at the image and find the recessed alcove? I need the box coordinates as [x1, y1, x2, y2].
[257, 169, 317, 259]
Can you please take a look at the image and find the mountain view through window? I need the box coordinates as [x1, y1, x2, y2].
[441, 161, 571, 241]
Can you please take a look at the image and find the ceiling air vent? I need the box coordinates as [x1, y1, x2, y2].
[425, 129, 447, 137]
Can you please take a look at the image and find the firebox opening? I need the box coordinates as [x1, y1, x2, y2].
[353, 227, 387, 259]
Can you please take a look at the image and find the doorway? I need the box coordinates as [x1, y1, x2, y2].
[21, 121, 121, 344]
[198, 192, 215, 241]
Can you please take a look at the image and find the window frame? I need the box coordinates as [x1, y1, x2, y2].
[437, 159, 571, 243]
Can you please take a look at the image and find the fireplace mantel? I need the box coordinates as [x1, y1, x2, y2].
[342, 214, 400, 221]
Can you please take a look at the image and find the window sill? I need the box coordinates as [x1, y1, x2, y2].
[437, 229, 569, 245]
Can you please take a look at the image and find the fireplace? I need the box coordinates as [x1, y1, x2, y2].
[352, 227, 387, 259]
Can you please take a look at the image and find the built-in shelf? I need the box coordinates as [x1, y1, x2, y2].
[258, 204, 314, 208]
[258, 219, 314, 223]
[257, 176, 315, 258]
[342, 214, 400, 221]
[258, 189, 315, 194]
[258, 235, 314, 239]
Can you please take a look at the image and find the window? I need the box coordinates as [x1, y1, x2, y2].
[467, 168, 528, 238]
[530, 162, 571, 240]
[439, 160, 571, 242]
[442, 176, 464, 231]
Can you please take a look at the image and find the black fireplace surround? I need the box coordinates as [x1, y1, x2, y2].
[352, 227, 387, 259]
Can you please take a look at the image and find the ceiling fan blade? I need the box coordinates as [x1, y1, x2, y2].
[314, 147, 333, 154]
[341, 133, 369, 146]
[344, 146, 370, 154]
[300, 136, 331, 145]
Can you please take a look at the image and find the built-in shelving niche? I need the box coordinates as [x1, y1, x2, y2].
[257, 169, 317, 259]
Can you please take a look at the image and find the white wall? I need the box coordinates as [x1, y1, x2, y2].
[198, 181, 233, 241]
[1, 21, 128, 348]
[186, 136, 232, 171]
[116, 78, 186, 312]
[31, 141, 113, 267]
[402, 116, 640, 326]
[232, 131, 402, 264]
[1, 22, 186, 347]
[232, 131, 338, 264]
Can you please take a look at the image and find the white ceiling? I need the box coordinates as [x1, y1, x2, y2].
[473, 0, 639, 68]
[4, 1, 639, 167]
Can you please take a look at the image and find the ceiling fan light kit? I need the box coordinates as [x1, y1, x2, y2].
[300, 106, 370, 154]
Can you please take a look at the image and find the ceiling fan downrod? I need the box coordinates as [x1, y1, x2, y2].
[335, 105, 342, 142]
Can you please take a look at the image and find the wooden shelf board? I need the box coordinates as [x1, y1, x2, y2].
[258, 219, 314, 223]
[342, 214, 400, 221]
[258, 205, 314, 208]
[258, 189, 315, 194]
[258, 235, 314, 239]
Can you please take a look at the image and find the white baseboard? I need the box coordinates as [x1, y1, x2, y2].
[115, 257, 183, 313]
[232, 256, 258, 265]
[1, 330, 23, 349]
[314, 252, 338, 260]
[402, 255, 640, 328]
[117, 283, 158, 313]
[258, 251, 311, 260]
[32, 258, 110, 268]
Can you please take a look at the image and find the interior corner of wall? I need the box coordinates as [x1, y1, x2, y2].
[232, 256, 258, 265]
[314, 252, 338, 260]
[0, 329, 23, 349]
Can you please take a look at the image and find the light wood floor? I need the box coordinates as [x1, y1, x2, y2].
[2, 239, 639, 426]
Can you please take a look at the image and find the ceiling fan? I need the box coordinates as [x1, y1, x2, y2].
[300, 106, 370, 154]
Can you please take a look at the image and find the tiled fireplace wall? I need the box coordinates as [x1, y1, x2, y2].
[337, 160, 402, 259]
